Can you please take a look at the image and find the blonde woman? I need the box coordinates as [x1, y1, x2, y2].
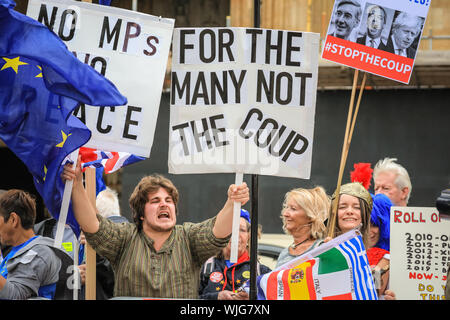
[275, 187, 330, 268]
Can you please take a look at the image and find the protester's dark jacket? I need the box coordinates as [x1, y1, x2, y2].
[198, 252, 271, 300]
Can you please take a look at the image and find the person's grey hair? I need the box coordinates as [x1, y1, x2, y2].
[280, 186, 330, 239]
[373, 157, 412, 203]
[392, 12, 423, 36]
[96, 187, 121, 218]
[337, 0, 362, 23]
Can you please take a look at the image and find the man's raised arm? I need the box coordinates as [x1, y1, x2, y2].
[61, 155, 99, 234]
[212, 182, 249, 238]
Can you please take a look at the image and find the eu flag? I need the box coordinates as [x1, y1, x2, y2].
[0, 1, 127, 237]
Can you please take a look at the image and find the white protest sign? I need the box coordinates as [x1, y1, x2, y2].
[390, 207, 450, 300]
[322, 0, 431, 84]
[27, 0, 174, 157]
[169, 28, 319, 179]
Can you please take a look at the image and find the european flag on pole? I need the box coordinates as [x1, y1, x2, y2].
[0, 0, 127, 237]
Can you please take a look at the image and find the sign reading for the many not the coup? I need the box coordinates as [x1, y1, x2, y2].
[27, 0, 174, 157]
[169, 28, 319, 179]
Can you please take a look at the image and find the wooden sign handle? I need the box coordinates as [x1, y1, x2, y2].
[327, 70, 367, 238]
[84, 167, 97, 300]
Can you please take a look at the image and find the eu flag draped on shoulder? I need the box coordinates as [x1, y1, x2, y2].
[257, 230, 378, 300]
[0, 0, 127, 237]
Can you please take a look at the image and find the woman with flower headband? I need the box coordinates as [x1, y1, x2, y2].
[326, 180, 396, 300]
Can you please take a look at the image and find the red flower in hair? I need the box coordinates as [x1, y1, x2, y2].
[350, 163, 373, 190]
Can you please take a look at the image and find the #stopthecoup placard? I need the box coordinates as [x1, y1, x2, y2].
[322, 0, 431, 84]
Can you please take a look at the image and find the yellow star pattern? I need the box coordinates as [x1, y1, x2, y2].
[1, 56, 28, 74]
[55, 130, 72, 148]
[43, 165, 48, 182]
[35, 65, 43, 78]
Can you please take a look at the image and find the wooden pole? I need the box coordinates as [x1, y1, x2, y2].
[84, 167, 97, 300]
[327, 69, 366, 238]
[80, 0, 94, 300]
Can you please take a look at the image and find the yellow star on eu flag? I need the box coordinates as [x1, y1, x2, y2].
[35, 65, 43, 78]
[43, 165, 48, 182]
[56, 130, 72, 148]
[1, 56, 28, 74]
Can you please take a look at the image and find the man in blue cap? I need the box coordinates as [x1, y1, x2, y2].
[198, 209, 271, 300]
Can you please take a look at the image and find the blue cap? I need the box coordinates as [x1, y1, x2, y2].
[240, 209, 251, 224]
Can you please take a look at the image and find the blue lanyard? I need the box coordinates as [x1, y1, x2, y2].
[0, 236, 38, 278]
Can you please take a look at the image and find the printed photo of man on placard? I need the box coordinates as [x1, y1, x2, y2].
[328, 0, 362, 42]
[378, 11, 425, 59]
[356, 3, 394, 49]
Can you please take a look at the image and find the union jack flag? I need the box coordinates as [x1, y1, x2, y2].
[79, 147, 145, 174]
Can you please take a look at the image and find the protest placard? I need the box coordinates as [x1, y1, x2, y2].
[169, 27, 319, 179]
[390, 207, 450, 300]
[322, 0, 431, 84]
[27, 0, 174, 157]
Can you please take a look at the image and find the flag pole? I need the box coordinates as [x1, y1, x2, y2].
[54, 148, 79, 249]
[327, 69, 366, 238]
[79, 0, 96, 301]
[84, 167, 97, 300]
[54, 148, 79, 300]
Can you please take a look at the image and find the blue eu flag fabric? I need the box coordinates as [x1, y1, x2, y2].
[0, 1, 127, 237]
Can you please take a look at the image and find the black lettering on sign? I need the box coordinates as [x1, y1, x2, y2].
[199, 29, 216, 63]
[191, 72, 209, 105]
[295, 72, 312, 106]
[265, 30, 283, 65]
[210, 71, 228, 105]
[37, 4, 58, 30]
[286, 32, 302, 67]
[245, 29, 263, 63]
[90, 56, 107, 76]
[73, 103, 86, 124]
[99, 16, 122, 50]
[239, 108, 309, 163]
[144, 36, 159, 56]
[96, 107, 115, 134]
[171, 114, 229, 156]
[257, 70, 312, 106]
[123, 105, 141, 140]
[37, 5, 77, 41]
[218, 29, 235, 62]
[171, 71, 191, 105]
[171, 70, 247, 105]
[179, 29, 195, 64]
[59, 9, 77, 41]
[172, 122, 190, 156]
[123, 22, 141, 53]
[245, 29, 303, 66]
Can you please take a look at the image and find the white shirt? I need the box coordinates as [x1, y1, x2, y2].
[365, 37, 381, 48]
[391, 35, 407, 57]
